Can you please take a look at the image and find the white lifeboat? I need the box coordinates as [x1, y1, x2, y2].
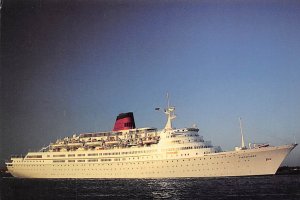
[106, 141, 119, 145]
[67, 142, 83, 147]
[85, 141, 103, 146]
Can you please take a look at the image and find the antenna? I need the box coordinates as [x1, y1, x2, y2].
[164, 93, 176, 130]
[166, 92, 170, 109]
[239, 117, 246, 149]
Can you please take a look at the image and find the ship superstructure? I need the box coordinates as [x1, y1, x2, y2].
[6, 99, 297, 178]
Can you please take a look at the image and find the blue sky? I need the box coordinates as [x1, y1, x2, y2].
[1, 0, 300, 166]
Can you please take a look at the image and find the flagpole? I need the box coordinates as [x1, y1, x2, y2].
[167, 92, 170, 109]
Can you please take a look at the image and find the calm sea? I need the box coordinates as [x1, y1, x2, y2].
[1, 175, 300, 200]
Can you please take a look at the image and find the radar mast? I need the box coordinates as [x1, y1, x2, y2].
[164, 93, 176, 130]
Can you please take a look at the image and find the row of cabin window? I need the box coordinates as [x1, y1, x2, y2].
[53, 159, 111, 163]
[51, 156, 232, 164]
[165, 146, 211, 152]
[49, 150, 157, 158]
[29, 146, 211, 160]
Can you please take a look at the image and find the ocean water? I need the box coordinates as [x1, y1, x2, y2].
[1, 175, 300, 200]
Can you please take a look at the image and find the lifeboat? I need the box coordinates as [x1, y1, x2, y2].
[105, 141, 119, 145]
[51, 143, 66, 148]
[67, 142, 83, 147]
[85, 141, 103, 146]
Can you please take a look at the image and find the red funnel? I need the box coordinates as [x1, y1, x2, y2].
[113, 112, 136, 131]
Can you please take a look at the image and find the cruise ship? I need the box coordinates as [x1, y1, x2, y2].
[6, 100, 297, 178]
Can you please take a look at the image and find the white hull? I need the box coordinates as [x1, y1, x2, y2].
[7, 144, 296, 178]
[6, 102, 298, 179]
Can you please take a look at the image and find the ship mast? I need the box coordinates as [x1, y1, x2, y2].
[239, 117, 246, 149]
[164, 93, 176, 130]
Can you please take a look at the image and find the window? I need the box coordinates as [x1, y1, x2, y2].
[88, 159, 98, 162]
[88, 153, 98, 156]
[53, 160, 65, 163]
[27, 155, 42, 158]
[101, 159, 111, 162]
[53, 154, 65, 157]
